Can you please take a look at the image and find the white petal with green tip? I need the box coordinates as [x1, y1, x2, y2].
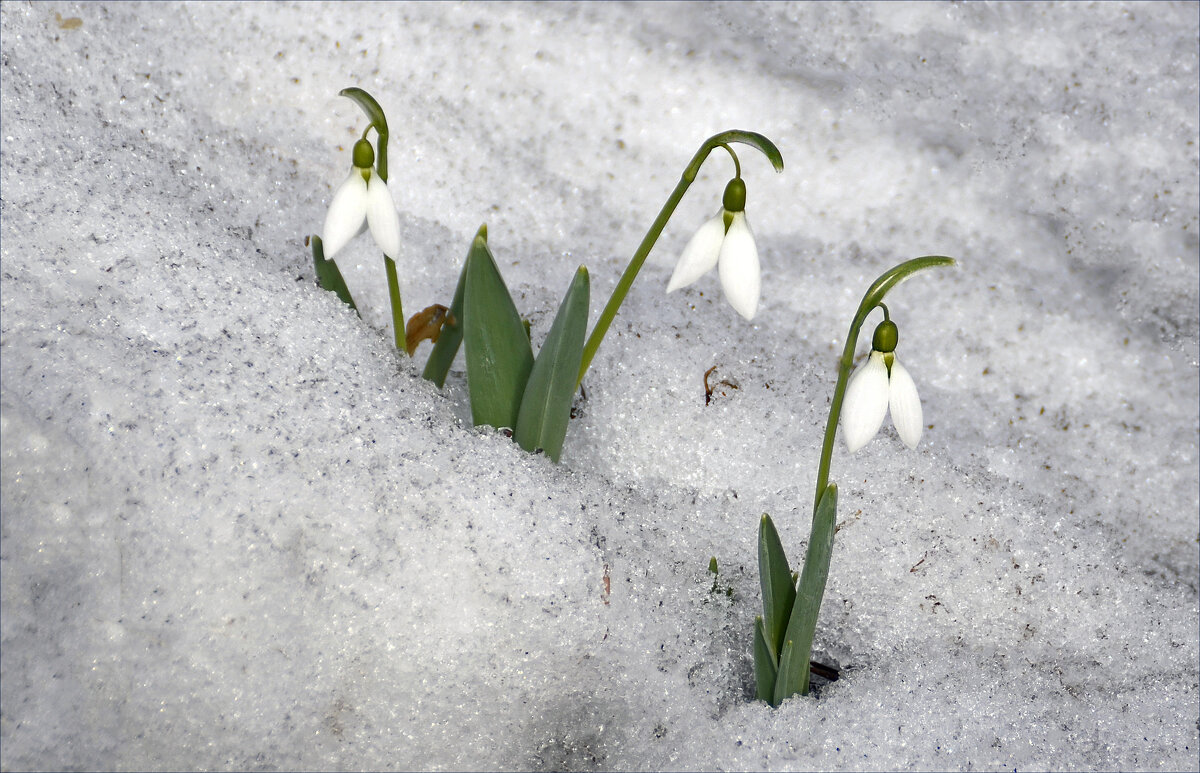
[842, 350, 889, 452]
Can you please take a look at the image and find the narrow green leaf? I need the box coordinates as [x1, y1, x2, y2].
[753, 616, 778, 704]
[421, 227, 480, 387]
[338, 87, 389, 181]
[758, 514, 795, 657]
[311, 235, 358, 312]
[771, 640, 798, 708]
[776, 483, 839, 700]
[463, 230, 533, 430]
[513, 266, 589, 462]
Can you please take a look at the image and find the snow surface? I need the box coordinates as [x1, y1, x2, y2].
[2, 2, 1198, 770]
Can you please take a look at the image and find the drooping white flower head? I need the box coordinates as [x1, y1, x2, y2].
[667, 178, 760, 320]
[322, 138, 401, 260]
[841, 320, 923, 452]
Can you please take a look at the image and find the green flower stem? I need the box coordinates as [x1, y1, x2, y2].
[385, 255, 406, 354]
[718, 143, 742, 178]
[575, 130, 784, 387]
[810, 256, 956, 515]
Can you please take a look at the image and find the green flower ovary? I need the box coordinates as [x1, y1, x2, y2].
[352, 138, 375, 171]
[722, 177, 747, 213]
[872, 319, 898, 354]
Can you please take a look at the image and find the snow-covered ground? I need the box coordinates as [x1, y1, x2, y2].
[2, 2, 1197, 770]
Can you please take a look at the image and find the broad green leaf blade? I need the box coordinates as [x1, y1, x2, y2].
[339, 87, 390, 181]
[753, 616, 778, 704]
[422, 227, 480, 387]
[514, 266, 590, 462]
[776, 483, 839, 700]
[463, 230, 533, 430]
[771, 640, 798, 708]
[758, 514, 795, 657]
[311, 235, 358, 312]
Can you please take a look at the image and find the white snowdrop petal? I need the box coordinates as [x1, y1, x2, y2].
[842, 351, 890, 452]
[666, 214, 724, 293]
[717, 212, 760, 320]
[366, 175, 402, 258]
[888, 357, 924, 449]
[322, 171, 369, 260]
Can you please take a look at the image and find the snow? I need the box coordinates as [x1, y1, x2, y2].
[2, 2, 1197, 770]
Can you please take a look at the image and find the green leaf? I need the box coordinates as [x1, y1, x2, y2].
[758, 514, 795, 657]
[753, 616, 778, 704]
[514, 266, 589, 462]
[771, 640, 798, 708]
[421, 227, 479, 387]
[339, 87, 389, 181]
[311, 235, 358, 312]
[776, 483, 839, 701]
[463, 229, 533, 430]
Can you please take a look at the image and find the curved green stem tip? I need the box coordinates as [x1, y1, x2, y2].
[853, 256, 956, 330]
[685, 130, 784, 182]
[339, 87, 390, 182]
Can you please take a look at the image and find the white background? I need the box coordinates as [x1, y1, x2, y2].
[3, 2, 1197, 769]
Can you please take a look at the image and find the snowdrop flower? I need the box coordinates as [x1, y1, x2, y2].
[841, 319, 923, 452]
[666, 177, 760, 320]
[321, 138, 401, 260]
